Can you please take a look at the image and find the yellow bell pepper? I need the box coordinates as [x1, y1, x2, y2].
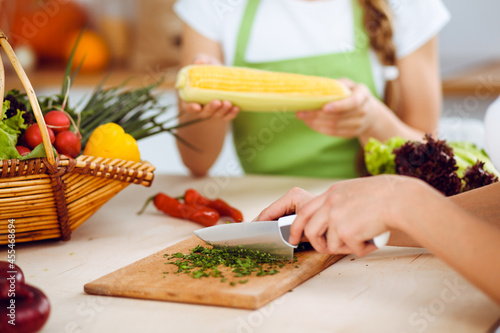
[83, 123, 141, 162]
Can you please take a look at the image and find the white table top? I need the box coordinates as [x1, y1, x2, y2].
[2, 173, 499, 333]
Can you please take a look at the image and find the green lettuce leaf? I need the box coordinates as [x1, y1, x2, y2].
[1, 101, 58, 161]
[364, 136, 406, 175]
[449, 141, 499, 178]
[0, 101, 23, 160]
[18, 143, 58, 161]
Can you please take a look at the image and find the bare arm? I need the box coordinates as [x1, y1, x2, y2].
[392, 180, 500, 305]
[176, 24, 238, 177]
[358, 37, 442, 144]
[388, 182, 500, 247]
[449, 182, 500, 226]
[256, 177, 500, 304]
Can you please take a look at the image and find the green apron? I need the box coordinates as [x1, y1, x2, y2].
[232, 0, 379, 178]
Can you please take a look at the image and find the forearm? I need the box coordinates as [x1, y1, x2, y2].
[177, 103, 228, 177]
[387, 182, 500, 247]
[394, 183, 500, 304]
[359, 38, 441, 146]
[449, 182, 500, 227]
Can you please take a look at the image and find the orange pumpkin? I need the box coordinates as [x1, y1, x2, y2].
[9, 0, 89, 60]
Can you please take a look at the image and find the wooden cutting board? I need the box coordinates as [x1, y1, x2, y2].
[84, 236, 345, 309]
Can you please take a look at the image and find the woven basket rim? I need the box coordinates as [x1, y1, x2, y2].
[1, 155, 156, 186]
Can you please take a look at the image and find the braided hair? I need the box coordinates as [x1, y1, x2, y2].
[358, 0, 400, 113]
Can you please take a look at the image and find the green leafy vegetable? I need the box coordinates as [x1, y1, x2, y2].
[0, 104, 27, 160]
[393, 135, 462, 196]
[449, 141, 499, 178]
[364, 135, 499, 195]
[18, 143, 58, 161]
[2, 29, 201, 163]
[163, 244, 293, 285]
[1, 101, 57, 160]
[364, 136, 406, 175]
[462, 161, 499, 191]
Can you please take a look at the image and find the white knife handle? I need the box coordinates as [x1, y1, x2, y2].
[277, 214, 297, 227]
[278, 215, 390, 248]
[372, 231, 391, 248]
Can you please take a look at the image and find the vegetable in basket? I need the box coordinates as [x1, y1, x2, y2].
[2, 27, 201, 163]
[0, 28, 157, 246]
[1, 99, 75, 160]
[0, 103, 28, 160]
[4, 78, 192, 160]
[364, 134, 499, 196]
[83, 123, 141, 162]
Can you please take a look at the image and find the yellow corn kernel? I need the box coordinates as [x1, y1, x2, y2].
[176, 65, 350, 112]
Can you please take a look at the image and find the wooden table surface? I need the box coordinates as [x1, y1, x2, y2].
[1, 173, 498, 333]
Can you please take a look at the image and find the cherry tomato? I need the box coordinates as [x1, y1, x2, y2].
[54, 131, 81, 158]
[15, 146, 31, 156]
[44, 110, 71, 133]
[24, 124, 55, 150]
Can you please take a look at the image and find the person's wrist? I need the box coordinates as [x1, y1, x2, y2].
[358, 99, 390, 143]
[384, 176, 425, 232]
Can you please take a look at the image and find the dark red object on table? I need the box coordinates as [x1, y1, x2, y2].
[0, 262, 51, 333]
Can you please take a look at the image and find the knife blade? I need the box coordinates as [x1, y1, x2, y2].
[194, 215, 297, 259]
[194, 215, 390, 260]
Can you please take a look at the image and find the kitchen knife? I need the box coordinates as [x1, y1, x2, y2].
[194, 215, 390, 260]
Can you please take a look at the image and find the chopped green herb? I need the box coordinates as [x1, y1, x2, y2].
[230, 282, 236, 286]
[163, 245, 293, 284]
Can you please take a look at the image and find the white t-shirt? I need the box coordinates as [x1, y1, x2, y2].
[174, 0, 450, 97]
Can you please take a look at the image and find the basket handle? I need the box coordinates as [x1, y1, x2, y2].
[0, 30, 56, 165]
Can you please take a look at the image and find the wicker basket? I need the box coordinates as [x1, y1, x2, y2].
[0, 31, 155, 245]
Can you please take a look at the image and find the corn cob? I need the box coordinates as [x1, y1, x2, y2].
[175, 65, 350, 112]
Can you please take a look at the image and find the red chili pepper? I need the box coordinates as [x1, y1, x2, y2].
[184, 189, 244, 222]
[138, 192, 220, 227]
